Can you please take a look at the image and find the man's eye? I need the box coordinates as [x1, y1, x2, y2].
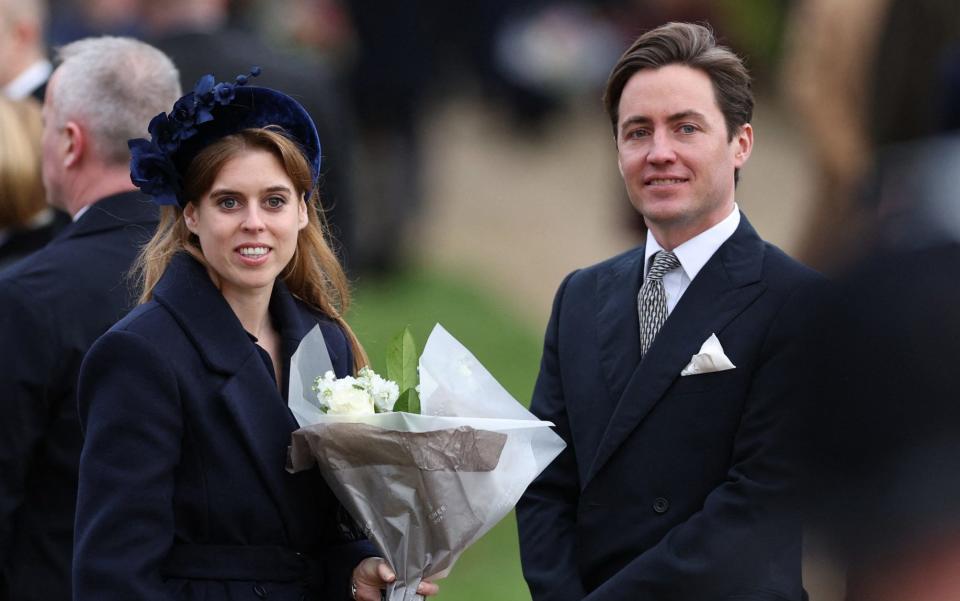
[626, 128, 649, 139]
[678, 124, 697, 134]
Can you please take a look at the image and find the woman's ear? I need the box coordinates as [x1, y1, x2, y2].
[183, 203, 199, 234]
[298, 195, 308, 231]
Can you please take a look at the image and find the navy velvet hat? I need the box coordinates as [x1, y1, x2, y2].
[128, 68, 321, 207]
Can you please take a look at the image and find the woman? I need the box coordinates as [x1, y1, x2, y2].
[0, 95, 69, 270]
[73, 72, 438, 601]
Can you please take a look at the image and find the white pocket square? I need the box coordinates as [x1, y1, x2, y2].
[680, 333, 736, 376]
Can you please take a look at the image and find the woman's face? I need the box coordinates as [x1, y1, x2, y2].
[184, 148, 308, 300]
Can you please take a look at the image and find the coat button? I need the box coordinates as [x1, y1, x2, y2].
[653, 497, 670, 514]
[253, 583, 267, 598]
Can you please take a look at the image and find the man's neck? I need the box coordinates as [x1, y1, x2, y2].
[62, 168, 137, 219]
[646, 203, 736, 251]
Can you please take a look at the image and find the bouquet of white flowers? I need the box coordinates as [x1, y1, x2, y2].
[286, 324, 564, 601]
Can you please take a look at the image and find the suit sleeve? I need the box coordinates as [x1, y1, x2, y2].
[0, 281, 59, 567]
[581, 279, 829, 601]
[73, 329, 182, 601]
[517, 272, 589, 601]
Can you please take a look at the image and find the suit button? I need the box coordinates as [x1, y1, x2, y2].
[653, 497, 670, 514]
[253, 583, 267, 598]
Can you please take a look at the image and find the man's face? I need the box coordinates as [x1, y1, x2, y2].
[616, 64, 752, 248]
[40, 69, 66, 209]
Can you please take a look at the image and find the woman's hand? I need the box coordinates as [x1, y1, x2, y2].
[351, 557, 439, 600]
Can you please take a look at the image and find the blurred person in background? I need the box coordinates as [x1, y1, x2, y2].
[0, 0, 51, 101]
[1, 0, 70, 253]
[791, 1, 960, 600]
[141, 0, 358, 271]
[781, 0, 890, 272]
[0, 36, 179, 601]
[0, 96, 63, 270]
[517, 22, 826, 601]
[43, 0, 142, 44]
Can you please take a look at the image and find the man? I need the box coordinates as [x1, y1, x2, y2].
[0, 0, 50, 101]
[517, 22, 825, 600]
[0, 37, 180, 601]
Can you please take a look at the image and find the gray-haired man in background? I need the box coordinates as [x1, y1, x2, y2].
[0, 37, 181, 601]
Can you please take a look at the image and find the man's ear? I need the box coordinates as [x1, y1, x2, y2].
[61, 121, 84, 169]
[183, 203, 199, 234]
[733, 123, 754, 167]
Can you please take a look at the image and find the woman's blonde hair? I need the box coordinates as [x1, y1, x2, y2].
[134, 127, 368, 371]
[0, 96, 46, 228]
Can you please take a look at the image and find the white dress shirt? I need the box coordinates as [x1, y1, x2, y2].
[3, 59, 52, 100]
[643, 204, 741, 314]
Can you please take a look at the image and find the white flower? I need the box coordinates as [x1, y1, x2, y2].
[313, 368, 399, 415]
[313, 370, 375, 415]
[357, 366, 400, 412]
[327, 385, 375, 415]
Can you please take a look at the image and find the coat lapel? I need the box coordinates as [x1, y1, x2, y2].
[585, 216, 767, 485]
[153, 253, 316, 534]
[595, 249, 645, 413]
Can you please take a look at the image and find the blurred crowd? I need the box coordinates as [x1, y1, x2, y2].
[2, 0, 795, 275]
[2, 0, 960, 599]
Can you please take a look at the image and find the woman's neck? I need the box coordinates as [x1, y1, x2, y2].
[220, 284, 274, 339]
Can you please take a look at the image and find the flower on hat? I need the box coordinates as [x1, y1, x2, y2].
[128, 138, 182, 206]
[128, 68, 261, 206]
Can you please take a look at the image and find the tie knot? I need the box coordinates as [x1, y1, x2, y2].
[647, 250, 680, 281]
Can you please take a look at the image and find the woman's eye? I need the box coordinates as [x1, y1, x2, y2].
[265, 196, 286, 209]
[218, 197, 239, 209]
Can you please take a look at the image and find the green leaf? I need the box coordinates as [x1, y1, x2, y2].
[386, 326, 418, 394]
[393, 387, 421, 415]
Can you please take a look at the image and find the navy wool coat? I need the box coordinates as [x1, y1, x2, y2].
[74, 252, 374, 601]
[0, 192, 157, 601]
[517, 215, 828, 601]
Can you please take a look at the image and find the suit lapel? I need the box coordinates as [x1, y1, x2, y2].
[154, 253, 312, 532]
[595, 249, 644, 412]
[585, 216, 767, 485]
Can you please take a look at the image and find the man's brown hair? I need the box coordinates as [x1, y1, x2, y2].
[603, 22, 753, 142]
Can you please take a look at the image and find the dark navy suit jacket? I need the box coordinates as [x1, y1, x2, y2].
[73, 253, 374, 601]
[517, 215, 826, 601]
[0, 192, 157, 601]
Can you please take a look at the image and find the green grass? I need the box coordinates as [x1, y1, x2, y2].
[348, 267, 543, 601]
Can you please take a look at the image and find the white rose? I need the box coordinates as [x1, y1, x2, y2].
[327, 385, 375, 415]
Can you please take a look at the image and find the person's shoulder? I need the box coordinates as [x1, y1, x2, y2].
[0, 239, 81, 304]
[554, 246, 642, 297]
[294, 299, 350, 349]
[559, 246, 640, 285]
[104, 300, 183, 347]
[760, 241, 827, 288]
[755, 241, 836, 319]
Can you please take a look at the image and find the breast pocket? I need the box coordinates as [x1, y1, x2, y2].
[668, 368, 739, 395]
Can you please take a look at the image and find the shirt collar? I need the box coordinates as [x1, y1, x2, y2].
[72, 204, 91, 222]
[644, 203, 741, 280]
[3, 59, 52, 100]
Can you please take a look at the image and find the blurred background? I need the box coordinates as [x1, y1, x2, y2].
[7, 0, 960, 599]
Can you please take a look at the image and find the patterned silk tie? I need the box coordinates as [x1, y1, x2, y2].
[638, 250, 681, 357]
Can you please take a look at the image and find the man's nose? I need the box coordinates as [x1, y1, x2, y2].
[647, 131, 677, 163]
